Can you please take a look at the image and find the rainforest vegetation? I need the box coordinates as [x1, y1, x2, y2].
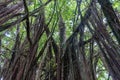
[0, 0, 120, 80]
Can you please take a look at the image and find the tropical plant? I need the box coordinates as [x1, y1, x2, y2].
[0, 0, 120, 80]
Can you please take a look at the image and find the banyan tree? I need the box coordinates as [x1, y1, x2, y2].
[0, 0, 120, 80]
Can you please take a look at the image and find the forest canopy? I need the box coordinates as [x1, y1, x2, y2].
[0, 0, 120, 80]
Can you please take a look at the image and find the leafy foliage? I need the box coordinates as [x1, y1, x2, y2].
[0, 0, 120, 80]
